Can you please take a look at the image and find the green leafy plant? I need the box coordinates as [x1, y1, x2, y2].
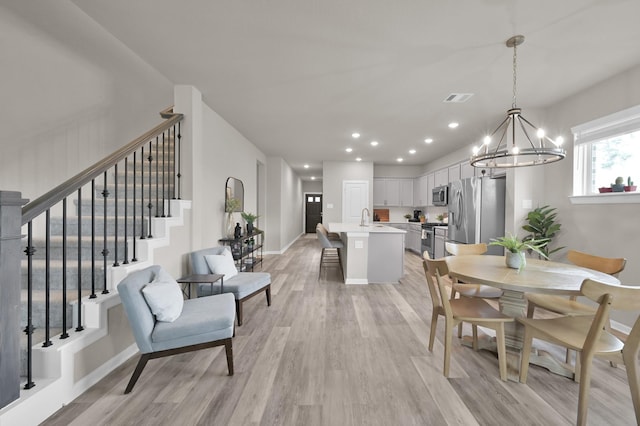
[225, 197, 241, 213]
[522, 205, 564, 258]
[241, 211, 259, 224]
[489, 233, 549, 259]
[404, 213, 412, 219]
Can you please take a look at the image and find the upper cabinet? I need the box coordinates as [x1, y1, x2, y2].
[434, 169, 449, 187]
[448, 164, 461, 183]
[373, 178, 413, 206]
[413, 174, 429, 206]
[460, 160, 476, 180]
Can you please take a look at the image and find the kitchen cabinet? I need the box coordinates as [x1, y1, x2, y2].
[399, 179, 413, 206]
[448, 164, 461, 184]
[434, 226, 448, 259]
[460, 160, 476, 180]
[413, 175, 429, 206]
[373, 178, 412, 206]
[434, 169, 449, 187]
[426, 173, 435, 206]
[406, 223, 422, 254]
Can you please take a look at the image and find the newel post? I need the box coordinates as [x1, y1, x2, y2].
[0, 191, 28, 409]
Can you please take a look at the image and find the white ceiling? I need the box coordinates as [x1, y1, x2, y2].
[70, 0, 640, 180]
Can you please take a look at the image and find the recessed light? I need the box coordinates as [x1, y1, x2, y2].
[303, 164, 309, 169]
[397, 157, 403, 162]
[370, 141, 379, 146]
[409, 149, 416, 154]
[311, 176, 316, 180]
[352, 132, 360, 139]
[355, 157, 362, 162]
[448, 122, 459, 129]
[345, 147, 353, 153]
[424, 138, 433, 144]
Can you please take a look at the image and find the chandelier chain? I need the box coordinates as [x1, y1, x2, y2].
[512, 42, 518, 109]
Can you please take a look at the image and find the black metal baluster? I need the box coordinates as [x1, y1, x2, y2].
[132, 151, 138, 261]
[147, 141, 153, 238]
[24, 221, 35, 389]
[155, 136, 159, 218]
[123, 157, 129, 264]
[76, 188, 84, 331]
[168, 125, 174, 217]
[90, 179, 96, 298]
[43, 209, 52, 347]
[177, 122, 182, 200]
[162, 131, 166, 217]
[61, 198, 69, 339]
[140, 146, 146, 240]
[113, 164, 119, 267]
[101, 173, 110, 294]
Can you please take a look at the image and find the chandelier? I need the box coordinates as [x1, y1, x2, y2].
[470, 35, 566, 168]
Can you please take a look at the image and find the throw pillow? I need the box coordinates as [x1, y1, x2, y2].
[204, 250, 238, 279]
[142, 272, 184, 322]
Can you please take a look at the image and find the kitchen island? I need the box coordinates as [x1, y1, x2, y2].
[327, 223, 406, 284]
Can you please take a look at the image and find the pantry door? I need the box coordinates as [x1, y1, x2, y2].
[342, 180, 369, 224]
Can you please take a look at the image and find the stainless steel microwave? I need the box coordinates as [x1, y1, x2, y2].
[432, 185, 448, 206]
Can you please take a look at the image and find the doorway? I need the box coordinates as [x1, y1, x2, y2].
[305, 193, 323, 233]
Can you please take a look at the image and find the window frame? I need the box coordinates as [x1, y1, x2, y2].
[570, 105, 640, 205]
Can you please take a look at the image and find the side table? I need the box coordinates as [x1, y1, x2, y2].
[177, 273, 224, 299]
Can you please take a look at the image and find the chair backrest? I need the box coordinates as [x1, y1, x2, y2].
[567, 249, 626, 277]
[190, 246, 231, 275]
[580, 278, 640, 357]
[445, 242, 488, 256]
[316, 225, 334, 249]
[116, 265, 164, 354]
[317, 223, 330, 237]
[423, 258, 453, 318]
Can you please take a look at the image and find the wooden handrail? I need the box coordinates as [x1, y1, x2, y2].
[22, 110, 183, 224]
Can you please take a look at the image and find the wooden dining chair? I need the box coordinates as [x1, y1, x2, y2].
[423, 258, 513, 381]
[518, 278, 640, 426]
[445, 242, 503, 338]
[526, 249, 626, 365]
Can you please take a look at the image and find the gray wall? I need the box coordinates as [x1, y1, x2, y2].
[322, 161, 374, 223]
[302, 180, 323, 193]
[0, 3, 173, 201]
[265, 157, 303, 253]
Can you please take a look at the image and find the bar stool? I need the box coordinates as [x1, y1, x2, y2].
[316, 224, 344, 280]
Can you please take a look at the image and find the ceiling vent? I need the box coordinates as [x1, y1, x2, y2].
[444, 93, 474, 103]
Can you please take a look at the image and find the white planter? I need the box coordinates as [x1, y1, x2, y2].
[505, 250, 526, 270]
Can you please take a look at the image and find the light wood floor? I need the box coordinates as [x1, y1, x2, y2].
[42, 234, 636, 425]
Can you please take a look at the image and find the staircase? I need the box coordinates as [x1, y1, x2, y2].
[15, 109, 183, 385]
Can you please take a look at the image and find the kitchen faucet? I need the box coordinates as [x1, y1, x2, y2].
[360, 207, 370, 226]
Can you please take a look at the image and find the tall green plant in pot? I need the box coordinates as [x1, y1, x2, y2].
[522, 205, 565, 259]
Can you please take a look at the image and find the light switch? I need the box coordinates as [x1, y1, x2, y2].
[522, 199, 532, 209]
[327, 203, 334, 209]
[355, 240, 364, 249]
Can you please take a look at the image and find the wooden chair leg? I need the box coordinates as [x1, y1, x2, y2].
[265, 286, 272, 306]
[471, 325, 478, 351]
[604, 320, 617, 368]
[526, 302, 535, 319]
[519, 326, 533, 383]
[577, 353, 594, 426]
[124, 353, 151, 394]
[443, 320, 453, 377]
[225, 338, 234, 376]
[236, 299, 243, 326]
[495, 323, 507, 382]
[623, 347, 640, 424]
[428, 311, 439, 352]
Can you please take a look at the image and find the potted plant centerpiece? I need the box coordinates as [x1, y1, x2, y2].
[404, 213, 412, 222]
[489, 233, 548, 271]
[241, 211, 259, 235]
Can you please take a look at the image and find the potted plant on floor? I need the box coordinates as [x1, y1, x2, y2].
[489, 233, 548, 271]
[241, 211, 259, 235]
[522, 205, 565, 259]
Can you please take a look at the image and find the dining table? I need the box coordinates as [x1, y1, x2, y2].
[445, 254, 620, 382]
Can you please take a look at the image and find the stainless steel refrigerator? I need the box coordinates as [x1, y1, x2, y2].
[448, 177, 506, 255]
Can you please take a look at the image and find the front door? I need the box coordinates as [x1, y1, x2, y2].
[305, 193, 323, 233]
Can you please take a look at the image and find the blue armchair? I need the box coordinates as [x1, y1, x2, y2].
[189, 246, 271, 326]
[117, 265, 235, 394]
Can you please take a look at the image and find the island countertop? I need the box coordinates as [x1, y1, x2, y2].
[327, 223, 407, 234]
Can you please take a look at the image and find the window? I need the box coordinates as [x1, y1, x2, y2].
[572, 105, 640, 197]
